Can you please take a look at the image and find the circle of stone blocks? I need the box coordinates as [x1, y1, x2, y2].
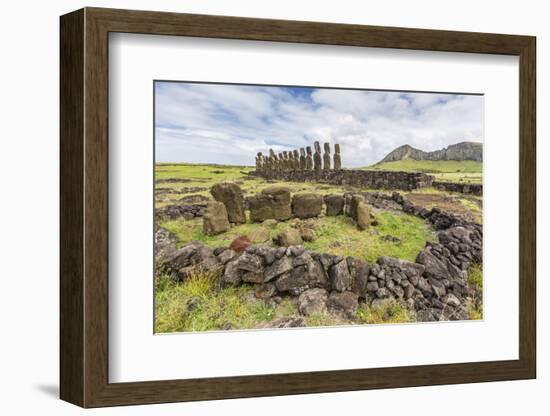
[202, 201, 230, 235]
[291, 193, 323, 219]
[248, 186, 292, 222]
[210, 182, 246, 224]
[324, 194, 345, 216]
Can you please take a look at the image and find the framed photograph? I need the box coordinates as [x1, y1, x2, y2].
[60, 7, 536, 408]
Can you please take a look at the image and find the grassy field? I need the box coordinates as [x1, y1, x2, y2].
[161, 211, 435, 264]
[155, 270, 415, 333]
[363, 159, 482, 184]
[155, 163, 358, 208]
[155, 162, 482, 332]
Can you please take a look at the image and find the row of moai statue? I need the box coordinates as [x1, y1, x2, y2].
[255, 141, 342, 171]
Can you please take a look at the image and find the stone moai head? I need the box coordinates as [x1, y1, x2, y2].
[322, 143, 331, 170]
[305, 146, 314, 170]
[314, 141, 321, 153]
[333, 143, 342, 170]
[292, 149, 300, 169]
[269, 148, 276, 158]
[299, 148, 306, 169]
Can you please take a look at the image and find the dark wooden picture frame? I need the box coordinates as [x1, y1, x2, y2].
[60, 7, 536, 408]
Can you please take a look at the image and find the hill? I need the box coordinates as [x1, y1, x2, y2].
[379, 141, 482, 163]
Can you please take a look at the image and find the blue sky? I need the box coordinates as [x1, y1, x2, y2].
[155, 82, 483, 167]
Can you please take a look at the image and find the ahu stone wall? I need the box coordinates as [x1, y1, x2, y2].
[432, 181, 483, 196]
[250, 169, 434, 191]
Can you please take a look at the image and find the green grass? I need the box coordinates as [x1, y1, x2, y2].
[302, 212, 435, 263]
[155, 271, 298, 333]
[466, 263, 483, 320]
[467, 263, 483, 295]
[363, 159, 482, 184]
[155, 163, 254, 181]
[160, 211, 435, 264]
[356, 299, 413, 324]
[154, 163, 368, 209]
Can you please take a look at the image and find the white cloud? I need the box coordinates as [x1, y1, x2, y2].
[155, 82, 483, 167]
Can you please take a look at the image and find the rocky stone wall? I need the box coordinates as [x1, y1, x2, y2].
[155, 203, 207, 221]
[250, 169, 434, 191]
[432, 181, 483, 196]
[158, 192, 482, 323]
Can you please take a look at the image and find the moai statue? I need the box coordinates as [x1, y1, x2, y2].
[313, 141, 322, 171]
[287, 150, 294, 170]
[282, 151, 290, 170]
[333, 144, 342, 170]
[306, 146, 313, 170]
[269, 149, 276, 171]
[323, 143, 331, 170]
[256, 152, 263, 171]
[299, 148, 306, 170]
[292, 149, 300, 170]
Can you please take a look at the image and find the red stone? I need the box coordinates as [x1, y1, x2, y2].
[230, 236, 251, 253]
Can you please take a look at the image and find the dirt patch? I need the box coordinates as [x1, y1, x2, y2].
[406, 193, 481, 223]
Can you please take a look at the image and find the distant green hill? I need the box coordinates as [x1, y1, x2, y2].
[362, 159, 482, 184]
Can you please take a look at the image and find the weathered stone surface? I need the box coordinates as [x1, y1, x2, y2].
[355, 201, 370, 230]
[274, 228, 303, 247]
[249, 186, 292, 222]
[234, 252, 263, 274]
[155, 202, 207, 221]
[329, 259, 352, 292]
[154, 225, 177, 263]
[291, 193, 323, 219]
[305, 146, 313, 170]
[324, 194, 345, 216]
[333, 143, 342, 170]
[298, 288, 328, 316]
[249, 227, 270, 243]
[251, 170, 434, 191]
[256, 316, 306, 328]
[349, 194, 365, 221]
[203, 201, 230, 235]
[442, 293, 461, 307]
[323, 142, 331, 170]
[254, 282, 277, 299]
[254, 246, 277, 265]
[222, 259, 242, 286]
[248, 195, 273, 222]
[216, 248, 238, 265]
[416, 247, 451, 280]
[299, 148, 306, 169]
[347, 257, 370, 298]
[313, 141, 322, 171]
[264, 256, 294, 282]
[275, 269, 309, 294]
[164, 241, 219, 274]
[300, 228, 316, 242]
[327, 291, 359, 318]
[210, 182, 246, 224]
